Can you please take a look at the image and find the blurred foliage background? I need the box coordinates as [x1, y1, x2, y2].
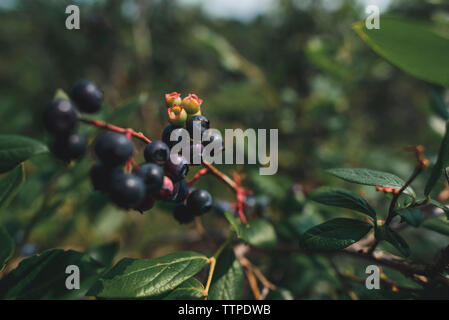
[1, 0, 449, 299]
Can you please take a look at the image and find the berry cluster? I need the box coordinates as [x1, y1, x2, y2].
[43, 80, 103, 162]
[43, 83, 216, 224]
[162, 92, 224, 164]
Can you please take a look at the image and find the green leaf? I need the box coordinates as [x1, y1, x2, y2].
[162, 278, 205, 300]
[266, 287, 294, 300]
[224, 211, 243, 238]
[241, 219, 277, 249]
[430, 90, 449, 120]
[209, 247, 243, 300]
[299, 218, 373, 252]
[352, 16, 449, 87]
[308, 187, 376, 219]
[429, 199, 449, 219]
[422, 219, 449, 236]
[88, 251, 208, 299]
[0, 227, 14, 271]
[425, 122, 449, 195]
[224, 212, 277, 249]
[328, 168, 415, 197]
[0, 164, 25, 209]
[375, 226, 410, 257]
[0, 135, 48, 174]
[0, 249, 105, 299]
[87, 241, 120, 267]
[394, 207, 425, 227]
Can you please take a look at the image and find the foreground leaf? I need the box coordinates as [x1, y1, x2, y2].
[209, 247, 243, 300]
[308, 187, 376, 219]
[299, 218, 372, 251]
[0, 164, 25, 209]
[241, 219, 277, 249]
[375, 226, 410, 257]
[425, 122, 449, 195]
[328, 168, 415, 197]
[0, 227, 14, 271]
[0, 249, 104, 299]
[0, 135, 48, 174]
[163, 278, 205, 300]
[395, 207, 425, 227]
[87, 241, 120, 267]
[422, 219, 449, 236]
[353, 16, 449, 87]
[429, 199, 449, 219]
[224, 213, 277, 249]
[88, 251, 208, 298]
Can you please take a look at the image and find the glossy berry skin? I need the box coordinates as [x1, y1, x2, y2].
[136, 163, 164, 194]
[187, 115, 209, 140]
[202, 130, 224, 157]
[43, 99, 78, 134]
[109, 173, 146, 209]
[170, 179, 189, 203]
[70, 80, 103, 114]
[162, 126, 187, 149]
[143, 140, 170, 166]
[173, 204, 195, 224]
[51, 133, 87, 162]
[165, 154, 189, 182]
[134, 195, 155, 213]
[90, 163, 124, 192]
[94, 132, 134, 166]
[186, 189, 212, 216]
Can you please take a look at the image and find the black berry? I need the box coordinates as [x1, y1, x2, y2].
[173, 204, 195, 224]
[109, 172, 146, 209]
[51, 133, 87, 162]
[43, 99, 78, 134]
[134, 194, 155, 213]
[143, 140, 170, 165]
[70, 80, 103, 114]
[187, 115, 209, 139]
[165, 154, 189, 182]
[136, 163, 164, 194]
[170, 179, 189, 203]
[162, 125, 187, 148]
[186, 189, 212, 216]
[94, 132, 134, 166]
[90, 163, 123, 192]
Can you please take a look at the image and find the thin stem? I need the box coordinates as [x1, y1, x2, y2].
[204, 257, 216, 299]
[79, 117, 152, 144]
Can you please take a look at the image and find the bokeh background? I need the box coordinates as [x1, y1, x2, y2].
[1, 0, 449, 299]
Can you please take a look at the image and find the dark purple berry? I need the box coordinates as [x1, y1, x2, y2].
[162, 125, 187, 148]
[43, 99, 78, 134]
[173, 204, 195, 224]
[94, 132, 134, 166]
[170, 179, 189, 203]
[165, 154, 189, 182]
[134, 195, 155, 213]
[187, 115, 209, 140]
[51, 133, 87, 162]
[70, 80, 103, 114]
[187, 189, 212, 216]
[143, 140, 170, 165]
[136, 163, 164, 194]
[90, 163, 123, 192]
[109, 172, 146, 209]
